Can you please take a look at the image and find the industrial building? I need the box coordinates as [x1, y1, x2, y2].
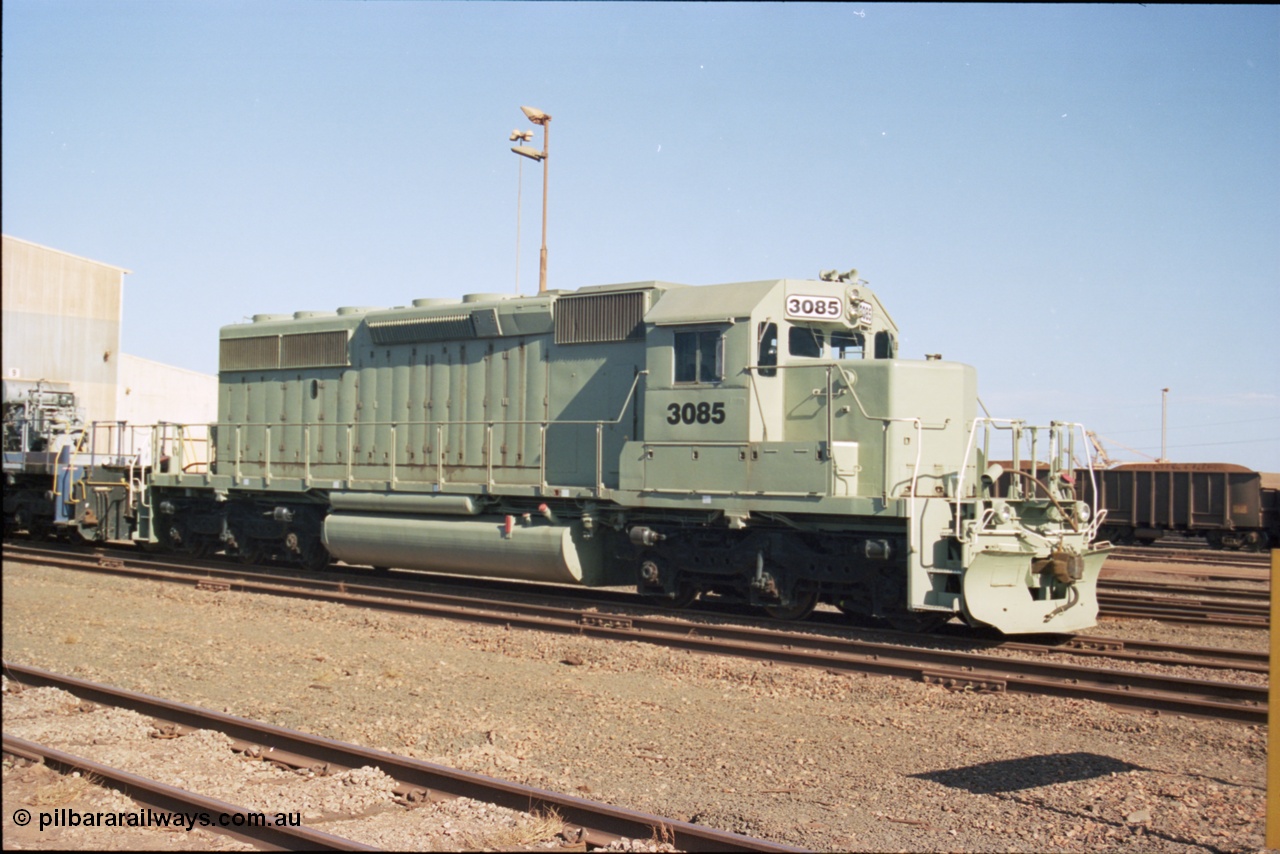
[2, 234, 217, 440]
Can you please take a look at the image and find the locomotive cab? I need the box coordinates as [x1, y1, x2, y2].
[619, 272, 1109, 632]
[638, 275, 898, 447]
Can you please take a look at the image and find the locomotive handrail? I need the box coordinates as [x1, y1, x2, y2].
[742, 368, 771, 441]
[830, 365, 944, 511]
[955, 416, 1023, 540]
[202, 370, 649, 498]
[743, 360, 946, 508]
[1048, 420, 1102, 537]
[830, 364, 953, 431]
[743, 361, 951, 426]
[953, 419, 1103, 542]
[959, 416, 1044, 538]
[206, 371, 649, 432]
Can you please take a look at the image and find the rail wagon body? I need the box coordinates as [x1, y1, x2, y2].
[139, 273, 1110, 634]
[1082, 462, 1277, 550]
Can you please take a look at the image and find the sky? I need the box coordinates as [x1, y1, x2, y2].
[4, 2, 1278, 472]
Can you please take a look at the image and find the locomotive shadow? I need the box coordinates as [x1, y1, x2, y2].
[910, 752, 1145, 794]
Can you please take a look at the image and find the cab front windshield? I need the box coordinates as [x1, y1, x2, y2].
[789, 326, 864, 360]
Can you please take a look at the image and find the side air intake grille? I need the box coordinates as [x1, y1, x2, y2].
[555, 291, 647, 345]
[281, 331, 349, 368]
[221, 332, 350, 371]
[368, 314, 475, 344]
[220, 336, 280, 372]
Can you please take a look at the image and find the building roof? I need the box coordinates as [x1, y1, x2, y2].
[2, 234, 132, 275]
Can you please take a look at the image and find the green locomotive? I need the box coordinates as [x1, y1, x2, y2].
[130, 270, 1110, 633]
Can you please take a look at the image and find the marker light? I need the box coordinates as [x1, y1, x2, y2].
[850, 298, 873, 326]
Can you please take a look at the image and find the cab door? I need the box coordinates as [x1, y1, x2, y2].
[640, 324, 747, 493]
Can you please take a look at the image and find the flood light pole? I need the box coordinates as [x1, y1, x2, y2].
[508, 129, 533, 293]
[1160, 387, 1170, 463]
[510, 105, 551, 294]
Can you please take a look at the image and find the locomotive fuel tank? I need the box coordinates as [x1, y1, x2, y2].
[320, 490, 619, 584]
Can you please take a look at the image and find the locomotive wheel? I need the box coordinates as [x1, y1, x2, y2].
[636, 556, 698, 607]
[187, 539, 215, 559]
[158, 520, 185, 552]
[763, 590, 819, 621]
[836, 601, 878, 627]
[301, 542, 331, 572]
[882, 609, 951, 633]
[237, 543, 263, 565]
[668, 583, 700, 609]
[640, 583, 699, 609]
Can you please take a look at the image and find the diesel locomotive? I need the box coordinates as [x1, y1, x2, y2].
[16, 271, 1113, 634]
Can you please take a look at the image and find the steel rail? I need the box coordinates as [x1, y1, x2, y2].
[1105, 566, 1270, 586]
[1, 733, 375, 851]
[994, 634, 1269, 674]
[4, 546, 1267, 725]
[1103, 592, 1269, 619]
[2, 663, 803, 853]
[1098, 591, 1269, 628]
[1102, 577, 1269, 603]
[1109, 547, 1269, 569]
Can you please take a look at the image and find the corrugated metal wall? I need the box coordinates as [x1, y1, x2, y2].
[1, 234, 130, 422]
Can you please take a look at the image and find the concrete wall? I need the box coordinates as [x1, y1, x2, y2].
[2, 234, 130, 423]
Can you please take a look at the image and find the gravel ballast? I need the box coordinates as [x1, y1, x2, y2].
[1, 562, 1267, 852]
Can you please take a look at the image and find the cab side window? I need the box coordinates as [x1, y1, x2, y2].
[757, 322, 778, 377]
[674, 329, 723, 383]
[874, 330, 896, 359]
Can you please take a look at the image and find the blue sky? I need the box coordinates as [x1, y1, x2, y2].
[4, 2, 1277, 471]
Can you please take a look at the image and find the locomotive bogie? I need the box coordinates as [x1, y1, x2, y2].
[149, 488, 329, 567]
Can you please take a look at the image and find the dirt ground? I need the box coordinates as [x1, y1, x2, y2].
[1, 561, 1268, 852]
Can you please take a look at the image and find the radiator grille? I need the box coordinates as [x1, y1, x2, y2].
[219, 336, 280, 371]
[281, 331, 349, 368]
[368, 314, 475, 344]
[555, 291, 647, 345]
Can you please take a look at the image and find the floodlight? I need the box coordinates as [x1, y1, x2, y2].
[520, 105, 551, 124]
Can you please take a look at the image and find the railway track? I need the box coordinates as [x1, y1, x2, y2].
[5, 543, 1267, 725]
[1102, 577, 1268, 603]
[2, 734, 375, 851]
[1099, 574, 1270, 628]
[7, 541, 1267, 669]
[1098, 590, 1269, 628]
[1109, 545, 1271, 570]
[991, 633, 1268, 674]
[2, 662, 800, 853]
